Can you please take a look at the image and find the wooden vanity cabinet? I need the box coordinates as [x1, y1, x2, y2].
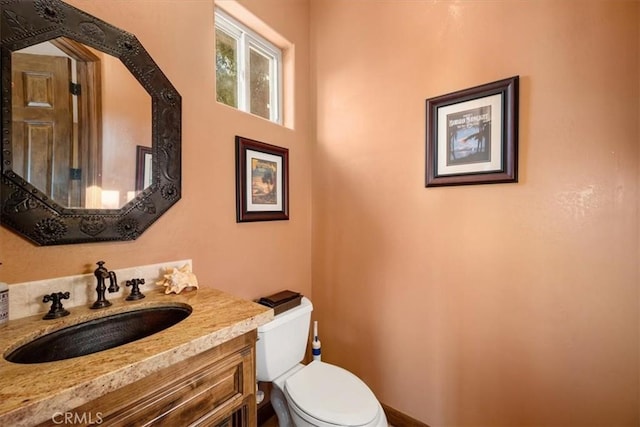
[37, 330, 258, 427]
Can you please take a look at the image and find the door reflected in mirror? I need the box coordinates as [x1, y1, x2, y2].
[11, 37, 151, 210]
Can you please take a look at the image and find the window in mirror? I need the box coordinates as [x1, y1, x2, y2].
[215, 9, 282, 124]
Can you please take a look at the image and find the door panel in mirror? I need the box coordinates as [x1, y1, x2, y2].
[1, 0, 181, 245]
[12, 52, 72, 207]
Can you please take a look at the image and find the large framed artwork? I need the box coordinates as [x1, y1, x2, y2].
[425, 76, 519, 187]
[235, 136, 289, 222]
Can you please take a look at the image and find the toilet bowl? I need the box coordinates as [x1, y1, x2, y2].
[278, 361, 387, 427]
[257, 297, 388, 427]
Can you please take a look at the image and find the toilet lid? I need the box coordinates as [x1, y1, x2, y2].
[285, 361, 379, 426]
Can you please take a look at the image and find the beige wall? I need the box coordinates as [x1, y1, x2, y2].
[1, 0, 638, 425]
[101, 52, 151, 208]
[311, 0, 639, 425]
[0, 0, 313, 301]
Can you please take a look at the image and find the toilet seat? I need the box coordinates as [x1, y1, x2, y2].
[284, 361, 380, 426]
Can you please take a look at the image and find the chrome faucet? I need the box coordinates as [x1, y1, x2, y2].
[91, 261, 119, 309]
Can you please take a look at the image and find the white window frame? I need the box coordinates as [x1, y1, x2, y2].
[215, 8, 283, 124]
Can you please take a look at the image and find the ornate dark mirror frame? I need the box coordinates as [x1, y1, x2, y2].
[0, 0, 181, 245]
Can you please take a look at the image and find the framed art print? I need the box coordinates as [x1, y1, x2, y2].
[425, 76, 519, 187]
[135, 145, 152, 192]
[235, 136, 289, 222]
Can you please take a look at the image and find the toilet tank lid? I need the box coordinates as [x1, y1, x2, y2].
[285, 361, 379, 426]
[257, 296, 313, 332]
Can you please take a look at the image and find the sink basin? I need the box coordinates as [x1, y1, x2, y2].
[5, 305, 192, 364]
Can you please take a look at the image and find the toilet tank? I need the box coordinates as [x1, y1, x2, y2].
[256, 297, 313, 382]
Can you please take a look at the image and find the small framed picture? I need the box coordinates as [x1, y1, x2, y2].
[425, 76, 519, 187]
[235, 136, 289, 222]
[135, 145, 152, 192]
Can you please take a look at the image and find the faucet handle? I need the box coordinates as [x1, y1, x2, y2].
[42, 292, 71, 320]
[125, 278, 146, 301]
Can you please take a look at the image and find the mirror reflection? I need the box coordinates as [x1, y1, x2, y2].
[11, 37, 151, 210]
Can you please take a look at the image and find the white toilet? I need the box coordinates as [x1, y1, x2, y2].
[257, 297, 388, 427]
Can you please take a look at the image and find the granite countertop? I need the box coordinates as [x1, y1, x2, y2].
[0, 287, 273, 427]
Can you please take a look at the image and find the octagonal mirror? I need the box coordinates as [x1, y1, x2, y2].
[1, 0, 181, 245]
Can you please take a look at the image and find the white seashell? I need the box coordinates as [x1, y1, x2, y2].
[156, 264, 199, 294]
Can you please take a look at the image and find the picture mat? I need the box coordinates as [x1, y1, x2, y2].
[246, 149, 283, 211]
[436, 93, 503, 176]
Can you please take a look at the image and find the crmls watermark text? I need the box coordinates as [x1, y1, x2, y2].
[51, 411, 104, 425]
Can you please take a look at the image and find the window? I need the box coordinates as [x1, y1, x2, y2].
[215, 9, 282, 124]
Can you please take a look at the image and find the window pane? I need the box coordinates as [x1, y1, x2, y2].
[215, 29, 238, 108]
[249, 47, 271, 120]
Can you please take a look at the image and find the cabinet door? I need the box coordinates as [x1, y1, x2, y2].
[201, 404, 248, 427]
[36, 331, 257, 427]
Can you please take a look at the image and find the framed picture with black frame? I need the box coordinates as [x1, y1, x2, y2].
[425, 76, 519, 187]
[235, 136, 289, 222]
[135, 145, 152, 192]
